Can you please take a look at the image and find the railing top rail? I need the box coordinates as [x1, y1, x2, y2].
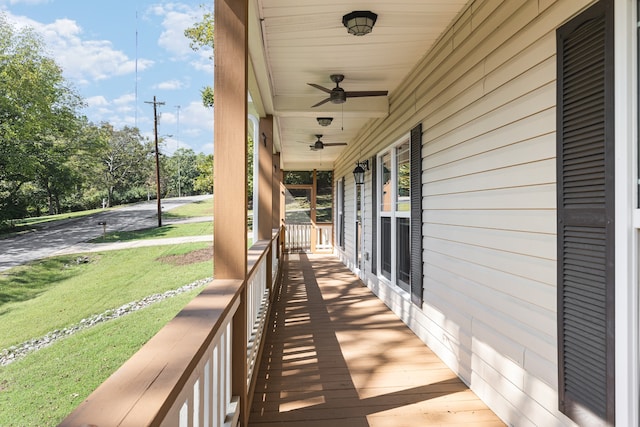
[58, 279, 244, 427]
[247, 228, 280, 278]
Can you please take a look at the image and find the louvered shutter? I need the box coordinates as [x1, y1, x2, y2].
[339, 178, 345, 249]
[371, 156, 377, 275]
[556, 1, 614, 425]
[410, 123, 423, 306]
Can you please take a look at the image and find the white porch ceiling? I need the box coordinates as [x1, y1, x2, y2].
[248, 0, 468, 171]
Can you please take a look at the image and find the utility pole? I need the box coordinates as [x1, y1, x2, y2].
[145, 96, 165, 227]
[175, 105, 181, 197]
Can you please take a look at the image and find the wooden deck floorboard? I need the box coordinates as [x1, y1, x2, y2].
[249, 253, 505, 427]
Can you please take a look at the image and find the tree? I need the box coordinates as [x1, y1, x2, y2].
[98, 125, 153, 207]
[165, 147, 199, 196]
[184, 6, 214, 108]
[194, 153, 213, 194]
[0, 15, 84, 221]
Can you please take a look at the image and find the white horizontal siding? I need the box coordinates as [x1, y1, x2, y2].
[332, 0, 602, 426]
[426, 209, 556, 234]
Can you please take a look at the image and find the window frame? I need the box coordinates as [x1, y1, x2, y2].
[376, 133, 411, 293]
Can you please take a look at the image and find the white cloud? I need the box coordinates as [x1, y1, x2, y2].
[147, 3, 205, 59]
[190, 55, 213, 74]
[4, 13, 153, 84]
[156, 79, 185, 90]
[114, 93, 136, 106]
[86, 95, 108, 108]
[180, 101, 212, 130]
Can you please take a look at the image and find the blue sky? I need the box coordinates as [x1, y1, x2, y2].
[1, 0, 213, 156]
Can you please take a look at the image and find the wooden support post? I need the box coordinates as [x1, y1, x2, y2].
[266, 243, 273, 294]
[272, 153, 282, 229]
[310, 169, 317, 253]
[258, 116, 273, 240]
[214, 0, 248, 425]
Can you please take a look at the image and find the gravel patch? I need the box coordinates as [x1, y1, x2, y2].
[0, 277, 212, 366]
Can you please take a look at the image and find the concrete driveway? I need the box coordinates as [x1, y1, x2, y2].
[0, 195, 212, 272]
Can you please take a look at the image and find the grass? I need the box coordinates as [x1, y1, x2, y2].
[0, 196, 217, 424]
[164, 196, 213, 218]
[0, 287, 203, 427]
[90, 221, 213, 243]
[0, 243, 212, 350]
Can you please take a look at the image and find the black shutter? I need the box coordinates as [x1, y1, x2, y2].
[557, 1, 614, 425]
[371, 156, 377, 274]
[410, 123, 423, 306]
[339, 177, 345, 249]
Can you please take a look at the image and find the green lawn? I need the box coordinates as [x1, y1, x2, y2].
[0, 286, 203, 426]
[0, 243, 212, 349]
[90, 221, 213, 243]
[0, 197, 216, 425]
[164, 196, 213, 218]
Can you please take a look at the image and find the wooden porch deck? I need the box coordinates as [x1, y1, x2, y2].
[249, 253, 505, 426]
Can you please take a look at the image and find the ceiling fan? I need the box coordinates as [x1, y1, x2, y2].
[309, 134, 347, 151]
[308, 74, 388, 108]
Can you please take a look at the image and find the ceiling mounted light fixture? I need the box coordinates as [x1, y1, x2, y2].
[317, 117, 333, 127]
[342, 11, 377, 36]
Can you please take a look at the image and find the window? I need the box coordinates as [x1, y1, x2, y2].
[377, 137, 411, 292]
[337, 178, 345, 249]
[375, 125, 423, 304]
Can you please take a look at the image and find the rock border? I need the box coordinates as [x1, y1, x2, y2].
[0, 277, 212, 366]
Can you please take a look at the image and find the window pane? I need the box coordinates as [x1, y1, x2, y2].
[380, 152, 392, 211]
[381, 217, 391, 279]
[396, 141, 410, 212]
[316, 171, 333, 222]
[396, 218, 410, 291]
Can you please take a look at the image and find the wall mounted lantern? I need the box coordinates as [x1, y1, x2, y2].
[353, 160, 369, 185]
[342, 11, 378, 36]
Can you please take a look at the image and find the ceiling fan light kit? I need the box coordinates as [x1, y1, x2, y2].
[317, 117, 333, 126]
[342, 11, 378, 36]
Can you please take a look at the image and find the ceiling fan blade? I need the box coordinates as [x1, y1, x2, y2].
[307, 83, 332, 94]
[311, 97, 332, 108]
[323, 143, 348, 147]
[345, 90, 389, 98]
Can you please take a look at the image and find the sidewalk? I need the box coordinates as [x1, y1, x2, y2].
[53, 235, 213, 255]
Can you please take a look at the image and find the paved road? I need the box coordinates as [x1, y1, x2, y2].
[0, 195, 212, 272]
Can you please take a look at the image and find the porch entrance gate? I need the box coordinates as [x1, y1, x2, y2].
[284, 171, 333, 253]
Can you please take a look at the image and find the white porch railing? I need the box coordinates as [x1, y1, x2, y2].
[58, 227, 283, 427]
[315, 223, 333, 251]
[285, 222, 311, 251]
[285, 222, 332, 252]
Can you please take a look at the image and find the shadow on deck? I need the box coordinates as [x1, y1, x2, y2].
[249, 253, 505, 427]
